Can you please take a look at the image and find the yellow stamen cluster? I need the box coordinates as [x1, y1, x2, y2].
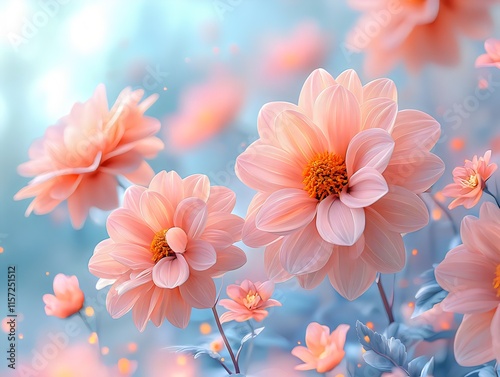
[150, 229, 173, 263]
[493, 265, 500, 297]
[460, 174, 479, 189]
[303, 152, 348, 201]
[243, 292, 261, 310]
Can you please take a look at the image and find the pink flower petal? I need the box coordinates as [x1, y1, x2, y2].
[454, 311, 495, 367]
[139, 191, 174, 232]
[369, 185, 429, 233]
[164, 288, 192, 329]
[461, 215, 500, 263]
[328, 247, 377, 300]
[442, 288, 499, 314]
[335, 69, 363, 104]
[205, 245, 247, 277]
[257, 101, 299, 140]
[360, 98, 398, 132]
[280, 220, 333, 274]
[298, 68, 336, 118]
[257, 281, 275, 301]
[362, 78, 397, 102]
[242, 193, 282, 248]
[184, 239, 216, 271]
[360, 209, 405, 273]
[297, 262, 329, 289]
[491, 306, 500, 362]
[346, 128, 394, 176]
[305, 322, 330, 354]
[264, 240, 293, 282]
[235, 143, 303, 192]
[179, 273, 216, 309]
[313, 85, 361, 156]
[173, 198, 208, 239]
[149, 170, 184, 208]
[475, 53, 495, 67]
[132, 286, 155, 332]
[479, 202, 500, 224]
[383, 151, 444, 193]
[275, 110, 328, 165]
[205, 213, 243, 243]
[152, 255, 190, 289]
[256, 188, 318, 234]
[316, 196, 365, 246]
[391, 110, 441, 152]
[485, 38, 500, 60]
[122, 185, 146, 217]
[183, 174, 210, 202]
[340, 167, 388, 208]
[110, 244, 154, 270]
[207, 186, 236, 213]
[166, 227, 188, 254]
[107, 208, 154, 246]
[435, 244, 494, 292]
[291, 346, 316, 370]
[89, 239, 129, 279]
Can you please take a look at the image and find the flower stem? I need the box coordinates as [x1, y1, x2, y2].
[376, 274, 395, 324]
[484, 186, 500, 207]
[212, 305, 240, 374]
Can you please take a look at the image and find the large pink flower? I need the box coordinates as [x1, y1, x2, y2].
[442, 150, 497, 209]
[15, 85, 164, 229]
[219, 280, 281, 323]
[43, 273, 85, 318]
[236, 68, 444, 300]
[347, 0, 497, 76]
[291, 322, 349, 373]
[435, 202, 500, 366]
[88, 171, 247, 331]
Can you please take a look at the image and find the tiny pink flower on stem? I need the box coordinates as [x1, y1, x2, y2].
[219, 280, 281, 323]
[442, 150, 497, 209]
[292, 322, 349, 373]
[476, 38, 500, 69]
[43, 274, 85, 318]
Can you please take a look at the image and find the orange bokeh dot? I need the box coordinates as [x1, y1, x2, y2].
[366, 321, 374, 330]
[412, 249, 418, 256]
[432, 208, 442, 221]
[199, 322, 211, 335]
[127, 342, 138, 353]
[118, 358, 131, 374]
[450, 137, 465, 151]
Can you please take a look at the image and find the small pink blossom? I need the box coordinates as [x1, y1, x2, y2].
[219, 280, 281, 323]
[88, 170, 247, 331]
[435, 202, 500, 366]
[476, 38, 500, 68]
[15, 85, 164, 229]
[43, 273, 85, 318]
[236, 68, 444, 300]
[291, 322, 349, 373]
[442, 150, 497, 209]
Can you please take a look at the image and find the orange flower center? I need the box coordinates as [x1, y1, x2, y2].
[303, 152, 348, 201]
[243, 292, 261, 309]
[460, 173, 479, 189]
[150, 229, 174, 263]
[493, 265, 500, 297]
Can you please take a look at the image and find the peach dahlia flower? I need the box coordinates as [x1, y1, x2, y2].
[219, 280, 281, 323]
[88, 171, 247, 331]
[291, 322, 349, 373]
[347, 0, 497, 76]
[236, 68, 444, 300]
[15, 85, 164, 229]
[442, 150, 497, 209]
[43, 273, 85, 318]
[435, 202, 500, 366]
